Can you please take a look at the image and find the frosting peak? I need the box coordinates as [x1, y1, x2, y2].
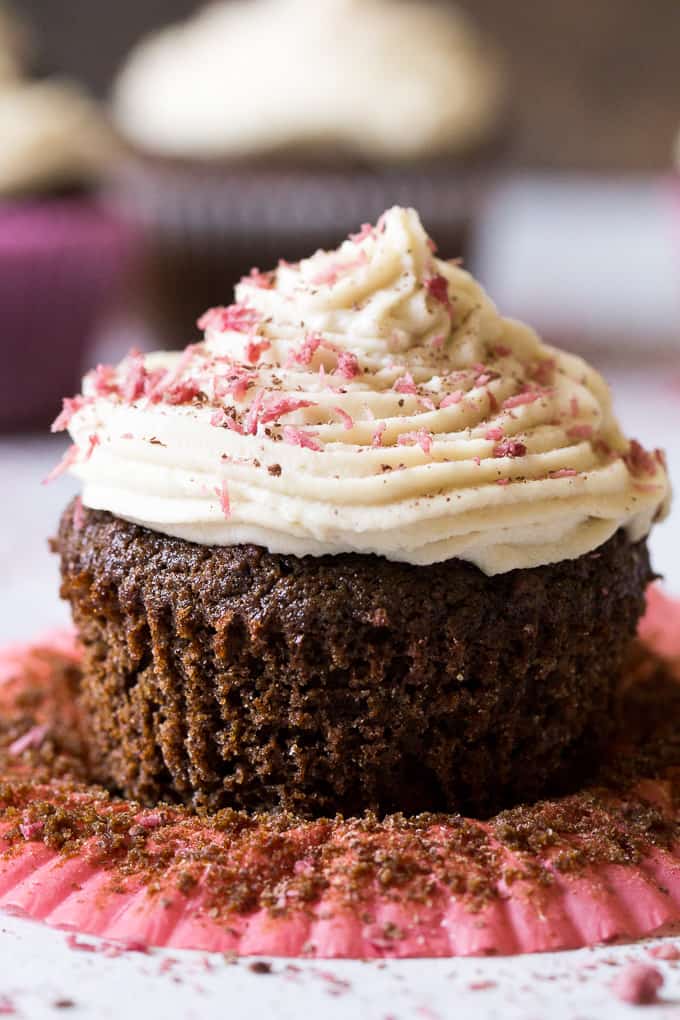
[58, 207, 670, 574]
[113, 0, 504, 161]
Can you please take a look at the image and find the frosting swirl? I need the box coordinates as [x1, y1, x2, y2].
[59, 206, 670, 574]
[113, 0, 504, 161]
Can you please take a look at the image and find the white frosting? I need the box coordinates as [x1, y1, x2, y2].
[113, 0, 504, 160]
[63, 207, 670, 574]
[0, 78, 115, 195]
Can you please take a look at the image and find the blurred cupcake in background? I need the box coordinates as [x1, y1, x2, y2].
[0, 2, 134, 432]
[108, 0, 507, 346]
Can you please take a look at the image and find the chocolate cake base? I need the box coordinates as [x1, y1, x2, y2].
[55, 502, 652, 818]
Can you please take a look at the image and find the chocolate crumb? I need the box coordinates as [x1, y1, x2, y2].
[249, 961, 272, 975]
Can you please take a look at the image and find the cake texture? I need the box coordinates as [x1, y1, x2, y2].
[52, 205, 670, 817]
[57, 503, 651, 815]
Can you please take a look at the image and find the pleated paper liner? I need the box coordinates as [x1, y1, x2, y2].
[0, 586, 678, 959]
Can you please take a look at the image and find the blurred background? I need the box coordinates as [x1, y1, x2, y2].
[1, 0, 679, 638]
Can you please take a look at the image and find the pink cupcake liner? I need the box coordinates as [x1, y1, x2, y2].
[0, 199, 138, 431]
[0, 589, 677, 959]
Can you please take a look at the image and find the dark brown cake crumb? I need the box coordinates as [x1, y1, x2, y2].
[248, 961, 272, 975]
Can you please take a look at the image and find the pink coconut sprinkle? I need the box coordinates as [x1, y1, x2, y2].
[198, 304, 259, 334]
[258, 397, 316, 426]
[282, 426, 322, 452]
[9, 723, 49, 757]
[502, 391, 541, 410]
[215, 481, 231, 518]
[611, 964, 663, 1005]
[335, 351, 360, 380]
[424, 274, 452, 312]
[349, 222, 375, 244]
[19, 819, 44, 840]
[371, 422, 386, 447]
[485, 426, 505, 441]
[549, 468, 578, 478]
[334, 407, 354, 430]
[493, 439, 527, 459]
[625, 439, 660, 478]
[567, 424, 594, 440]
[42, 444, 79, 485]
[440, 390, 464, 408]
[648, 944, 680, 961]
[51, 395, 87, 433]
[240, 267, 273, 290]
[496, 478, 511, 486]
[393, 372, 418, 395]
[397, 430, 433, 455]
[121, 350, 147, 403]
[244, 339, 271, 365]
[289, 334, 322, 367]
[215, 366, 257, 403]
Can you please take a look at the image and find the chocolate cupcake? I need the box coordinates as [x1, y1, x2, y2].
[106, 0, 507, 346]
[52, 206, 670, 817]
[0, 9, 134, 431]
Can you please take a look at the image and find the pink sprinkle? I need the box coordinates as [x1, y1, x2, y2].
[430, 334, 445, 350]
[611, 964, 663, 1005]
[73, 495, 85, 531]
[426, 237, 438, 254]
[424, 274, 452, 311]
[197, 304, 259, 334]
[566, 424, 593, 440]
[258, 396, 316, 426]
[393, 372, 418, 395]
[494, 344, 512, 358]
[349, 222, 375, 244]
[485, 426, 504, 441]
[397, 429, 433, 455]
[371, 422, 386, 447]
[502, 391, 540, 410]
[570, 396, 580, 417]
[289, 333, 322, 367]
[282, 426, 322, 452]
[440, 390, 464, 408]
[244, 338, 271, 364]
[240, 267, 273, 289]
[42, 444, 79, 485]
[19, 819, 44, 840]
[334, 407, 354, 430]
[89, 362, 119, 397]
[648, 944, 680, 961]
[121, 349, 147, 403]
[215, 366, 257, 403]
[475, 373, 495, 387]
[625, 439, 659, 478]
[51, 395, 86, 433]
[244, 390, 266, 435]
[496, 478, 511, 486]
[83, 433, 100, 461]
[473, 456, 481, 466]
[9, 723, 49, 756]
[66, 934, 98, 954]
[215, 481, 231, 518]
[335, 351, 360, 380]
[494, 439, 527, 459]
[311, 264, 339, 287]
[549, 468, 578, 478]
[419, 396, 436, 411]
[210, 410, 227, 427]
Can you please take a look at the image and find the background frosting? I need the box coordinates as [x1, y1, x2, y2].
[113, 0, 504, 161]
[62, 206, 670, 574]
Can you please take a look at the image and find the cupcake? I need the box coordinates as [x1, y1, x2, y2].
[52, 206, 670, 818]
[107, 0, 506, 347]
[0, 10, 133, 431]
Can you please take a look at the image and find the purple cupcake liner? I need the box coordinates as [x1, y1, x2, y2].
[0, 199, 138, 431]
